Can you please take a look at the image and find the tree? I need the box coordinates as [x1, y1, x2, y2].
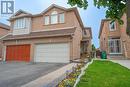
[67, 0, 129, 36]
[91, 44, 96, 58]
[92, 44, 96, 52]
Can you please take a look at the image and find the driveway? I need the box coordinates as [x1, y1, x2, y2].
[0, 62, 66, 87]
[111, 60, 130, 69]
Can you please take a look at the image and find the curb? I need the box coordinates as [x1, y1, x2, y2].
[73, 59, 94, 87]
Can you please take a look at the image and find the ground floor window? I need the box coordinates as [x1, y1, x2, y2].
[108, 39, 122, 54]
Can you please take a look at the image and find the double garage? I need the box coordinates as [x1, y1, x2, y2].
[5, 43, 70, 63]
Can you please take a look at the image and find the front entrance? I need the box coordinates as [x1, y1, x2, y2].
[108, 39, 122, 54]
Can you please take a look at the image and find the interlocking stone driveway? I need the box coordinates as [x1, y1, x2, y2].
[0, 62, 66, 87]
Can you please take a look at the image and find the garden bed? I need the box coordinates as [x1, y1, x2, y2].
[57, 63, 84, 87]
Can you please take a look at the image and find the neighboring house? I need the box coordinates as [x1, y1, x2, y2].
[0, 22, 10, 59]
[2, 4, 92, 63]
[81, 27, 92, 54]
[99, 14, 130, 59]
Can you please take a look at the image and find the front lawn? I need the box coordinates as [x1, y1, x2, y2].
[77, 60, 130, 87]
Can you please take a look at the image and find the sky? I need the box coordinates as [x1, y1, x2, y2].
[0, 0, 106, 48]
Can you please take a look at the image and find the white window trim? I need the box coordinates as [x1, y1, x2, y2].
[59, 13, 65, 23]
[14, 18, 26, 29]
[51, 11, 58, 24]
[109, 21, 116, 31]
[44, 16, 50, 25]
[108, 39, 122, 54]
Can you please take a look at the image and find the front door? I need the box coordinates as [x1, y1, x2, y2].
[108, 39, 122, 54]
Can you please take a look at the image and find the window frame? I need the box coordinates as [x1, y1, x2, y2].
[59, 13, 65, 23]
[109, 21, 116, 31]
[108, 39, 122, 54]
[14, 18, 26, 29]
[51, 11, 58, 24]
[44, 15, 50, 25]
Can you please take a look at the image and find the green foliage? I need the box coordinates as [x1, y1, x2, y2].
[67, 0, 88, 9]
[94, 0, 126, 24]
[68, 0, 126, 24]
[92, 44, 96, 51]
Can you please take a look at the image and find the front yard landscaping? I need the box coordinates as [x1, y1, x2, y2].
[77, 60, 130, 87]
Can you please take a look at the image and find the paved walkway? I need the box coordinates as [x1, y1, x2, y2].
[111, 60, 130, 69]
[22, 63, 77, 87]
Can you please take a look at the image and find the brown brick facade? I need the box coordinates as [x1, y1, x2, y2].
[99, 14, 130, 59]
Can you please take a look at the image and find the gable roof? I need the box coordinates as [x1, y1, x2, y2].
[9, 10, 32, 21]
[9, 4, 85, 29]
[41, 4, 67, 14]
[11, 9, 32, 17]
[98, 19, 110, 38]
[33, 4, 85, 29]
[0, 22, 10, 30]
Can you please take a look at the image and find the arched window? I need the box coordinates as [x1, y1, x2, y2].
[51, 11, 58, 24]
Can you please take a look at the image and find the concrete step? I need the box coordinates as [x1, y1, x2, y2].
[107, 54, 126, 59]
[107, 54, 126, 60]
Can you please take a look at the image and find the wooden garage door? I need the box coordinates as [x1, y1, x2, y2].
[6, 44, 30, 62]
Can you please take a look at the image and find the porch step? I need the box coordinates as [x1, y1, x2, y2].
[107, 54, 126, 60]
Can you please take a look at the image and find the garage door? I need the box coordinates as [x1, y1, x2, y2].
[35, 43, 70, 63]
[6, 44, 30, 62]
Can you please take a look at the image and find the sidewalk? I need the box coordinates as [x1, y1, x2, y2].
[111, 60, 130, 69]
[22, 63, 77, 87]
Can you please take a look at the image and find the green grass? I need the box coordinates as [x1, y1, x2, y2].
[77, 60, 130, 87]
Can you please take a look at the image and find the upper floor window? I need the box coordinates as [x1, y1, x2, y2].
[51, 11, 58, 24]
[59, 13, 65, 23]
[45, 16, 49, 25]
[109, 21, 116, 31]
[14, 18, 26, 29]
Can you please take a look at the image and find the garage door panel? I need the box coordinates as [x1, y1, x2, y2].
[6, 45, 30, 62]
[35, 43, 70, 63]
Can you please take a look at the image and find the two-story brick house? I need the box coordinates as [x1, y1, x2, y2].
[99, 14, 130, 59]
[0, 22, 10, 59]
[2, 4, 92, 63]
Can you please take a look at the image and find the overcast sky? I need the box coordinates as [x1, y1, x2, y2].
[0, 0, 106, 48]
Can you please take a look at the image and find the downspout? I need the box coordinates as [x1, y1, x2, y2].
[70, 34, 74, 62]
[123, 40, 127, 59]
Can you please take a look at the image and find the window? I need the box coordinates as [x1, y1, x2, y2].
[108, 39, 122, 54]
[45, 16, 49, 25]
[51, 11, 58, 24]
[109, 21, 116, 31]
[59, 13, 64, 23]
[14, 18, 26, 29]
